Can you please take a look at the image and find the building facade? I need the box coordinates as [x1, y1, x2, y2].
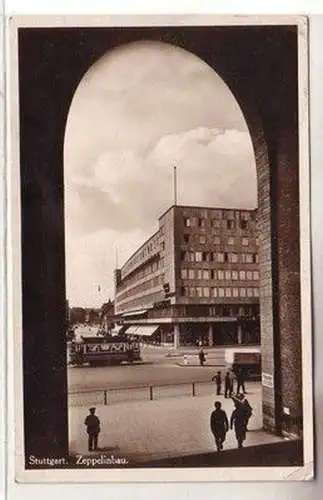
[115, 205, 260, 347]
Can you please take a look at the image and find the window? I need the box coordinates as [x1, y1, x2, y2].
[180, 287, 187, 296]
[195, 252, 202, 262]
[217, 252, 225, 263]
[203, 287, 210, 297]
[247, 288, 254, 297]
[246, 253, 254, 264]
[210, 270, 216, 280]
[239, 271, 246, 280]
[198, 218, 206, 228]
[242, 237, 249, 246]
[225, 288, 232, 297]
[214, 236, 221, 245]
[253, 271, 259, 280]
[196, 287, 202, 297]
[225, 270, 231, 280]
[256, 237, 259, 246]
[240, 220, 248, 230]
[218, 287, 225, 297]
[180, 251, 186, 261]
[184, 234, 190, 244]
[232, 271, 238, 280]
[218, 270, 224, 280]
[203, 270, 210, 280]
[213, 219, 221, 229]
[254, 253, 259, 264]
[254, 288, 259, 297]
[212, 288, 218, 298]
[227, 220, 235, 230]
[202, 252, 208, 262]
[160, 241, 165, 251]
[224, 252, 229, 263]
[196, 269, 202, 280]
[184, 217, 191, 227]
[230, 253, 238, 263]
[188, 269, 195, 279]
[189, 287, 196, 297]
[233, 287, 239, 297]
[247, 271, 253, 280]
[240, 288, 246, 297]
[228, 237, 235, 245]
[199, 235, 206, 244]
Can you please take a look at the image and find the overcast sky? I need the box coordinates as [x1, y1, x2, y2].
[64, 40, 257, 308]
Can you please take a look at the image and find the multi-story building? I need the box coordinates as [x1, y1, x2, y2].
[114, 205, 260, 347]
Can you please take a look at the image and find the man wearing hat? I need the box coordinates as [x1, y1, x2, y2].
[84, 407, 101, 452]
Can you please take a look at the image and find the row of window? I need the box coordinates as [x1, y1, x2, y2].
[117, 273, 165, 302]
[184, 217, 255, 231]
[122, 233, 162, 275]
[184, 235, 259, 246]
[180, 251, 259, 264]
[181, 286, 259, 298]
[120, 259, 164, 292]
[180, 268, 259, 281]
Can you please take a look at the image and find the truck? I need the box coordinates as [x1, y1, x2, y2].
[225, 348, 261, 380]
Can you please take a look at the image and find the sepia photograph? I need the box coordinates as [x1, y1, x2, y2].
[8, 15, 313, 481]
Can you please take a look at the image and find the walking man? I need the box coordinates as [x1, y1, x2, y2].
[210, 401, 229, 451]
[224, 370, 234, 398]
[85, 407, 101, 452]
[237, 393, 253, 430]
[212, 371, 222, 395]
[230, 399, 248, 448]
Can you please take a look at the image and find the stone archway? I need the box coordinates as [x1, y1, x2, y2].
[18, 24, 302, 459]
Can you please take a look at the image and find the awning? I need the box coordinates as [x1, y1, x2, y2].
[134, 325, 159, 337]
[122, 309, 148, 317]
[125, 326, 140, 335]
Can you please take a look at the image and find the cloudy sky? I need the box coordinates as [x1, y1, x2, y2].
[64, 40, 257, 308]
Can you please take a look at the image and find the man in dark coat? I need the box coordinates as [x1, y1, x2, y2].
[236, 393, 253, 430]
[236, 367, 246, 395]
[85, 407, 101, 452]
[198, 348, 206, 366]
[210, 401, 229, 451]
[212, 371, 222, 395]
[230, 399, 247, 448]
[224, 370, 234, 398]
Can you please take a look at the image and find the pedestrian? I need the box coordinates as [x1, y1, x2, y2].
[230, 399, 248, 449]
[236, 393, 253, 431]
[236, 367, 246, 395]
[198, 348, 206, 366]
[210, 401, 229, 451]
[84, 407, 101, 452]
[212, 371, 222, 395]
[224, 370, 234, 398]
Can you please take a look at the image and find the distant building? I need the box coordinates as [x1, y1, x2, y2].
[114, 205, 260, 347]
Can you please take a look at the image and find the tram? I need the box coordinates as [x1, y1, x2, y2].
[69, 335, 141, 366]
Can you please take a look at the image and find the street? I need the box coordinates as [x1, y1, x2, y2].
[68, 346, 226, 393]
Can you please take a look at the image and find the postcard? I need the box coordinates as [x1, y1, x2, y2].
[7, 14, 314, 482]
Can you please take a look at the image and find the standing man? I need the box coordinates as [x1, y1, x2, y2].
[230, 398, 248, 448]
[210, 401, 229, 451]
[85, 407, 101, 452]
[198, 348, 206, 366]
[224, 370, 234, 398]
[212, 371, 222, 395]
[236, 367, 246, 395]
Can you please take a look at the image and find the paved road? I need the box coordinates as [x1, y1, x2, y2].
[68, 347, 226, 392]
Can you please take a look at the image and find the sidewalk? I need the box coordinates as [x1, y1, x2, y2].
[69, 385, 283, 465]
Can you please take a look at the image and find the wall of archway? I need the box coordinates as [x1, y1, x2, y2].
[18, 24, 302, 458]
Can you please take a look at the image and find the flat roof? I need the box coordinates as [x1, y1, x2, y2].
[158, 204, 258, 221]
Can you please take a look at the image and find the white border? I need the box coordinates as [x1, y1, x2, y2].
[7, 14, 313, 483]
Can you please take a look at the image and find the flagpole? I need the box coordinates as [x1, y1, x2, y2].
[173, 165, 177, 206]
